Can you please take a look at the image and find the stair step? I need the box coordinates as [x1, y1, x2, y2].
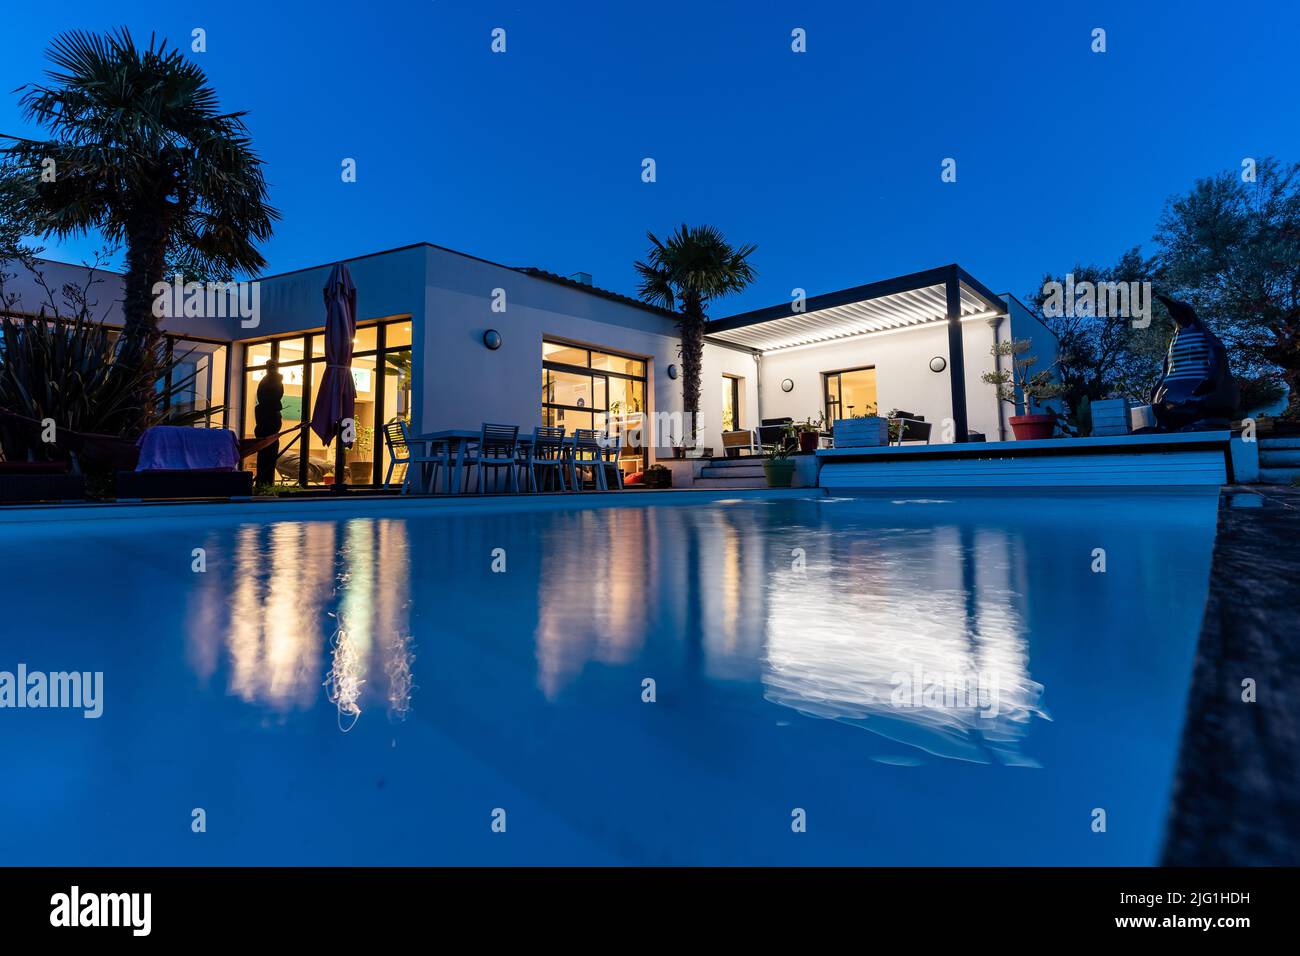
[1259, 437, 1300, 449]
[692, 476, 769, 489]
[1260, 448, 1300, 467]
[700, 465, 765, 478]
[704, 456, 768, 468]
[1258, 465, 1300, 485]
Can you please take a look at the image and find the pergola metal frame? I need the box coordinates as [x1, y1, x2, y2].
[705, 265, 1007, 442]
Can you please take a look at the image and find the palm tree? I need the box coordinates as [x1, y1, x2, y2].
[1, 28, 277, 377]
[635, 224, 756, 443]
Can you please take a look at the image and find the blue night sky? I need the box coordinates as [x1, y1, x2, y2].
[3, 0, 1297, 314]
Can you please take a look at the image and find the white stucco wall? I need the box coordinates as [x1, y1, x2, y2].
[420, 245, 697, 458]
[699, 342, 760, 450]
[1004, 294, 1063, 422]
[1, 256, 132, 334]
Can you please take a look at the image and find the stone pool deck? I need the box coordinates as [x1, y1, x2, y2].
[1163, 485, 1300, 865]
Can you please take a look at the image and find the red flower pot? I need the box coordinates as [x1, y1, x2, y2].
[798, 431, 820, 453]
[1008, 414, 1056, 441]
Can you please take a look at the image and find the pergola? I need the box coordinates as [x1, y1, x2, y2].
[705, 265, 1007, 442]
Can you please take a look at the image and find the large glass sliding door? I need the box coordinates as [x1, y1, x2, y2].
[824, 365, 878, 422]
[542, 340, 647, 476]
[241, 318, 414, 487]
[156, 335, 229, 428]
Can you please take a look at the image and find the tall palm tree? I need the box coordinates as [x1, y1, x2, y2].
[1, 28, 277, 376]
[635, 224, 756, 442]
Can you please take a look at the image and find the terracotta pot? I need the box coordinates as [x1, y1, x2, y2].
[798, 431, 819, 453]
[1009, 414, 1056, 441]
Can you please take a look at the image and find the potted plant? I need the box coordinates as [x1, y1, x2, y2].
[642, 463, 672, 488]
[982, 340, 1065, 440]
[348, 424, 375, 483]
[832, 405, 890, 447]
[795, 414, 824, 453]
[763, 425, 797, 487]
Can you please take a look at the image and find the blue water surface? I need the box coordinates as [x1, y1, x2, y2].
[0, 490, 1219, 865]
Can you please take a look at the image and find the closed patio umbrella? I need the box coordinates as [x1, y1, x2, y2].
[310, 262, 358, 488]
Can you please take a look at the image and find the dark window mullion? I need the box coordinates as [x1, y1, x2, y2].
[372, 322, 387, 486]
[299, 343, 313, 487]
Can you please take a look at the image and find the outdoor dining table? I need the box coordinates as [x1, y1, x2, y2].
[408, 429, 534, 494]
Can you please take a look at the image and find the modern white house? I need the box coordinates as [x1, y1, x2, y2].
[1, 243, 1058, 487]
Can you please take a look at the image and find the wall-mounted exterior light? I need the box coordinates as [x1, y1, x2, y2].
[667, 364, 678, 379]
[929, 356, 947, 373]
[483, 329, 502, 350]
[780, 378, 794, 392]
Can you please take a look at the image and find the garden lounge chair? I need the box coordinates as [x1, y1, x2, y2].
[462, 423, 520, 493]
[721, 429, 758, 457]
[0, 460, 87, 503]
[756, 418, 794, 455]
[115, 426, 253, 500]
[522, 425, 567, 492]
[567, 429, 607, 491]
[889, 411, 932, 446]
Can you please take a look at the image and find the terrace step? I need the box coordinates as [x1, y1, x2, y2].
[1259, 436, 1300, 449]
[691, 475, 769, 489]
[703, 456, 768, 468]
[1259, 447, 1300, 467]
[1259, 466, 1300, 485]
[699, 465, 766, 478]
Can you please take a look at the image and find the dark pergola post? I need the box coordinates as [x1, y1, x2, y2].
[945, 268, 969, 443]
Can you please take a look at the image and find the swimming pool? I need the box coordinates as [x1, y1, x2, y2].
[0, 489, 1219, 865]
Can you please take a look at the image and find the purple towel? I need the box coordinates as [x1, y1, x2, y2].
[136, 426, 240, 472]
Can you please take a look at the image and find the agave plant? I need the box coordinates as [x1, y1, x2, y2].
[0, 311, 213, 468]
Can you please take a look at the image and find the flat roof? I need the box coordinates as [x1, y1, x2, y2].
[706, 265, 1007, 352]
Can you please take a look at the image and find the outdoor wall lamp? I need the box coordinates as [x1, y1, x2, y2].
[667, 364, 678, 379]
[780, 378, 794, 392]
[483, 329, 502, 350]
[929, 356, 947, 373]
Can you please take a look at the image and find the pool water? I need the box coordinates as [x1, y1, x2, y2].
[0, 490, 1219, 865]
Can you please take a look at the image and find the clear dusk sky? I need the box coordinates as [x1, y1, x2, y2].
[3, 0, 1297, 314]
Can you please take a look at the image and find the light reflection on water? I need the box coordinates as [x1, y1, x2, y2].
[185, 517, 413, 724]
[181, 494, 1206, 775]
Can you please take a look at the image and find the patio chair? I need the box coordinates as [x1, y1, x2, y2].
[889, 412, 932, 446]
[567, 428, 607, 491]
[756, 418, 794, 455]
[383, 419, 450, 493]
[463, 422, 520, 493]
[522, 425, 567, 492]
[721, 429, 758, 457]
[599, 431, 625, 490]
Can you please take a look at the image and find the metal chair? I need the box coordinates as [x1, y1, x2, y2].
[889, 412, 932, 446]
[383, 419, 449, 494]
[599, 431, 625, 490]
[462, 423, 520, 493]
[755, 417, 795, 455]
[567, 429, 607, 491]
[522, 426, 567, 492]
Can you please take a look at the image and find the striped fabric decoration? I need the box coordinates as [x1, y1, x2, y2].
[1165, 326, 1211, 383]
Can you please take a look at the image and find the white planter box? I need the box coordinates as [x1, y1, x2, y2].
[833, 417, 889, 447]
